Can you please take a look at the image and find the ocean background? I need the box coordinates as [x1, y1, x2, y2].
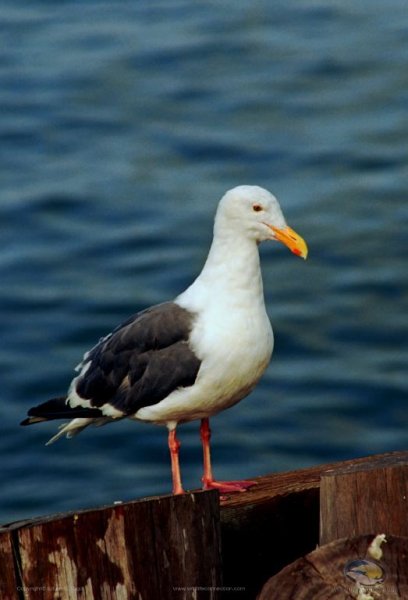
[1, 0, 407, 524]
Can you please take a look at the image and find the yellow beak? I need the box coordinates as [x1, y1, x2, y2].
[269, 225, 308, 259]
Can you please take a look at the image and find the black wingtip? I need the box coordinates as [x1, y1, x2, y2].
[21, 416, 47, 426]
[21, 396, 103, 426]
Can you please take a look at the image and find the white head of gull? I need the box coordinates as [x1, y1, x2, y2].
[22, 185, 308, 496]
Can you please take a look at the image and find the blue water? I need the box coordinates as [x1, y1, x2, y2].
[1, 1, 407, 524]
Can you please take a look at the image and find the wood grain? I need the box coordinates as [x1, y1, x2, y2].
[0, 529, 20, 600]
[258, 534, 408, 599]
[320, 457, 408, 545]
[5, 490, 221, 600]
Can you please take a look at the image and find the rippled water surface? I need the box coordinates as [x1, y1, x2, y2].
[1, 1, 407, 523]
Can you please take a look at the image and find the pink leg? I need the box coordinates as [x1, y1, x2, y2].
[168, 428, 184, 495]
[200, 418, 256, 494]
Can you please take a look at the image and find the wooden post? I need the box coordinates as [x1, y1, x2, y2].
[0, 529, 20, 600]
[0, 490, 221, 600]
[320, 452, 408, 545]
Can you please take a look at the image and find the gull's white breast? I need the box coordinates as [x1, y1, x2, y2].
[135, 297, 273, 424]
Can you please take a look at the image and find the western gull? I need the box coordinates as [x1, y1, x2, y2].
[21, 185, 308, 495]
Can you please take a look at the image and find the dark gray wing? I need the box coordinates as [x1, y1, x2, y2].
[73, 302, 201, 415]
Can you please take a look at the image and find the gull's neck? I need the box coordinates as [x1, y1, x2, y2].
[177, 228, 265, 311]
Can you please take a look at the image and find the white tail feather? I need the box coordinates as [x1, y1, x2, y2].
[46, 418, 97, 445]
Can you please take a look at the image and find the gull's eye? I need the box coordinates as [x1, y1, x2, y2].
[252, 203, 263, 212]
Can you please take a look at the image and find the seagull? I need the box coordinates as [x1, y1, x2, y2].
[21, 185, 308, 495]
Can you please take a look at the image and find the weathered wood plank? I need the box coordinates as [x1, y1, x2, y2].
[221, 451, 408, 512]
[8, 490, 221, 600]
[320, 454, 408, 545]
[0, 529, 20, 600]
[258, 534, 408, 599]
[151, 492, 222, 598]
